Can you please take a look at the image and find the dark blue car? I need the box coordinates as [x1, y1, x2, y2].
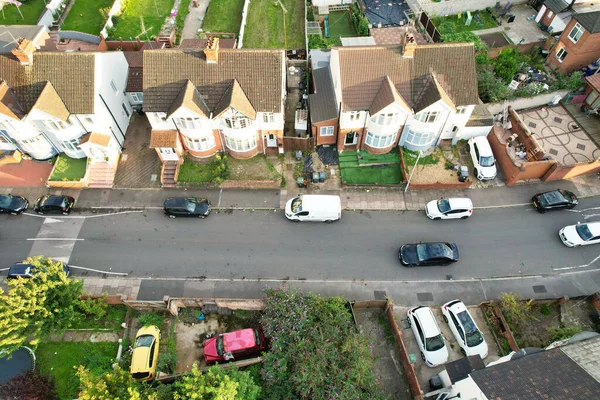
[399, 242, 459, 267]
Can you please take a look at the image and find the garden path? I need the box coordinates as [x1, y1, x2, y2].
[181, 0, 211, 39]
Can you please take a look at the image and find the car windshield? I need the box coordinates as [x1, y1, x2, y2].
[134, 335, 154, 348]
[291, 198, 302, 213]
[540, 191, 566, 206]
[576, 224, 593, 241]
[254, 329, 261, 346]
[466, 329, 484, 347]
[457, 310, 484, 347]
[480, 156, 495, 167]
[185, 201, 196, 212]
[417, 244, 452, 261]
[216, 336, 225, 356]
[437, 199, 451, 213]
[425, 334, 445, 351]
[0, 195, 13, 208]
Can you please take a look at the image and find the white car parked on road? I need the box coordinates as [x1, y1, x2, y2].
[559, 222, 600, 247]
[425, 198, 473, 220]
[407, 306, 448, 367]
[441, 300, 488, 359]
[468, 136, 497, 181]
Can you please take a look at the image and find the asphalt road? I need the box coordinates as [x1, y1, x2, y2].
[1, 198, 600, 281]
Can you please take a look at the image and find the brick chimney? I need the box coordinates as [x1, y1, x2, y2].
[11, 38, 36, 65]
[204, 37, 219, 64]
[402, 32, 416, 58]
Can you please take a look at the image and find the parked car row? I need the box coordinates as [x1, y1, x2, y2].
[408, 300, 488, 368]
[0, 194, 75, 215]
[6, 261, 70, 279]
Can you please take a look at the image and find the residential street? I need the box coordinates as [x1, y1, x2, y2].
[2, 197, 600, 282]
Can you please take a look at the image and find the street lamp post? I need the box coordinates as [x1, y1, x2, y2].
[404, 150, 422, 193]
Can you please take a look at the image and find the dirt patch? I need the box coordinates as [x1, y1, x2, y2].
[48, 330, 120, 342]
[228, 156, 280, 181]
[405, 148, 462, 185]
[354, 308, 411, 399]
[561, 299, 600, 332]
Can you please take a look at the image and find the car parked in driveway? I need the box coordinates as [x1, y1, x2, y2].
[33, 195, 75, 215]
[407, 306, 448, 367]
[468, 136, 497, 181]
[7, 261, 70, 279]
[532, 189, 578, 213]
[163, 197, 211, 218]
[203, 327, 266, 363]
[131, 325, 160, 381]
[441, 300, 488, 359]
[559, 222, 600, 247]
[399, 242, 459, 267]
[0, 194, 29, 215]
[425, 198, 473, 220]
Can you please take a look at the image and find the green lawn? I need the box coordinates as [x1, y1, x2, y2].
[69, 305, 128, 331]
[339, 151, 402, 185]
[178, 158, 213, 182]
[326, 10, 356, 47]
[432, 10, 498, 34]
[36, 342, 117, 400]
[49, 155, 87, 181]
[61, 0, 114, 35]
[202, 0, 245, 34]
[0, 0, 46, 25]
[111, 0, 174, 40]
[243, 0, 305, 49]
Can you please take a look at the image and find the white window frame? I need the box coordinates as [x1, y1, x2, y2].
[365, 131, 397, 148]
[130, 92, 144, 102]
[224, 135, 257, 152]
[19, 135, 42, 145]
[62, 138, 81, 152]
[225, 116, 249, 129]
[44, 120, 71, 131]
[320, 126, 334, 136]
[184, 134, 216, 151]
[371, 113, 397, 126]
[405, 128, 436, 146]
[110, 79, 118, 94]
[456, 106, 467, 115]
[262, 113, 275, 123]
[178, 117, 203, 130]
[348, 111, 359, 121]
[568, 23, 584, 43]
[547, 10, 553, 18]
[556, 47, 568, 63]
[415, 111, 439, 123]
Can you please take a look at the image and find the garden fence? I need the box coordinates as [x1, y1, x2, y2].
[237, 0, 252, 48]
[283, 136, 314, 152]
[418, 12, 440, 43]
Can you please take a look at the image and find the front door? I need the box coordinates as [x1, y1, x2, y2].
[266, 134, 277, 147]
[345, 132, 357, 145]
[159, 148, 179, 161]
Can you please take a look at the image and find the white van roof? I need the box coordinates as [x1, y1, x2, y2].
[297, 195, 341, 208]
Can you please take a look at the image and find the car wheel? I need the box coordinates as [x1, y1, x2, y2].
[538, 208, 546, 214]
[169, 215, 176, 219]
[10, 212, 18, 216]
[461, 215, 469, 219]
[433, 217, 441, 220]
[325, 220, 333, 223]
[62, 211, 69, 216]
[442, 315, 448, 323]
[568, 204, 576, 209]
[420, 351, 425, 361]
[292, 219, 300, 222]
[474, 168, 479, 178]
[199, 215, 205, 219]
[37, 211, 43, 215]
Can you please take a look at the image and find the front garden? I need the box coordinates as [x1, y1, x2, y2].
[48, 155, 87, 182]
[339, 148, 403, 185]
[61, 0, 114, 35]
[109, 0, 174, 40]
[178, 154, 281, 184]
[0, 0, 46, 25]
[201, 0, 245, 34]
[243, 0, 305, 49]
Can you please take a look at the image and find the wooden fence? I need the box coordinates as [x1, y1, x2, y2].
[283, 136, 315, 152]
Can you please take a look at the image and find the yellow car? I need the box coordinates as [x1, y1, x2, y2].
[130, 325, 160, 381]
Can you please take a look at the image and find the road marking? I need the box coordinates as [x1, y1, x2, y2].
[218, 188, 223, 208]
[23, 210, 144, 219]
[553, 253, 600, 271]
[566, 206, 600, 214]
[68, 265, 128, 276]
[44, 217, 63, 223]
[473, 203, 531, 210]
[27, 238, 85, 241]
[583, 213, 600, 219]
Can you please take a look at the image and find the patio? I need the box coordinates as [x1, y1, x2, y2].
[363, 0, 410, 27]
[472, 4, 549, 45]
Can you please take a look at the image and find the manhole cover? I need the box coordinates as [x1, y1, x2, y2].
[121, 154, 128, 161]
[549, 148, 558, 156]
[577, 143, 586, 151]
[528, 122, 537, 128]
[554, 117, 563, 123]
[374, 290, 387, 300]
[417, 292, 434, 302]
[150, 174, 158, 182]
[533, 285, 547, 293]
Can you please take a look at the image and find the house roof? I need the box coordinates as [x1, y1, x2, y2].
[0, 80, 25, 120]
[309, 67, 338, 123]
[212, 79, 256, 119]
[335, 43, 479, 112]
[142, 49, 284, 114]
[587, 74, 600, 92]
[574, 11, 600, 34]
[179, 39, 237, 49]
[79, 132, 111, 147]
[167, 80, 211, 119]
[149, 129, 179, 148]
[470, 345, 600, 400]
[560, 335, 600, 383]
[544, 0, 570, 14]
[0, 25, 46, 53]
[28, 81, 70, 121]
[465, 104, 494, 127]
[370, 75, 412, 115]
[124, 51, 143, 92]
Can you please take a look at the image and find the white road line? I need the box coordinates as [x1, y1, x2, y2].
[566, 206, 600, 214]
[68, 265, 128, 276]
[23, 210, 143, 219]
[27, 238, 84, 241]
[553, 253, 600, 271]
[583, 213, 600, 219]
[473, 203, 531, 210]
[218, 188, 223, 208]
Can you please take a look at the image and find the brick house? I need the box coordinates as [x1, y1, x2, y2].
[582, 73, 600, 110]
[309, 39, 491, 155]
[534, 0, 600, 34]
[547, 11, 600, 73]
[142, 38, 285, 186]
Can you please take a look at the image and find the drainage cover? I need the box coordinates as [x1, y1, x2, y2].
[533, 285, 547, 293]
[549, 148, 558, 156]
[554, 117, 563, 123]
[374, 290, 387, 300]
[577, 143, 586, 151]
[417, 292, 434, 302]
[528, 122, 537, 128]
[150, 174, 157, 182]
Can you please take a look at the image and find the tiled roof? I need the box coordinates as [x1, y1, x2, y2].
[560, 336, 600, 383]
[335, 43, 479, 111]
[412, 76, 442, 113]
[0, 26, 46, 53]
[179, 39, 237, 49]
[370, 75, 412, 115]
[465, 104, 494, 127]
[470, 347, 600, 400]
[167, 80, 211, 119]
[149, 129, 179, 148]
[28, 81, 69, 121]
[574, 11, 600, 34]
[79, 132, 111, 147]
[0, 80, 25, 120]
[371, 27, 428, 46]
[213, 79, 256, 119]
[587, 74, 600, 92]
[143, 49, 284, 114]
[309, 67, 338, 123]
[544, 0, 570, 14]
[123, 51, 143, 93]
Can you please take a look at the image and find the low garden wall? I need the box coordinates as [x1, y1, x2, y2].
[487, 40, 546, 59]
[237, 0, 252, 48]
[100, 0, 125, 39]
[219, 179, 281, 189]
[486, 90, 571, 114]
[58, 31, 102, 44]
[418, 0, 527, 16]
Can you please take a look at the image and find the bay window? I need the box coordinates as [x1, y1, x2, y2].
[371, 113, 397, 126]
[414, 111, 439, 123]
[225, 117, 249, 129]
[184, 135, 216, 151]
[62, 137, 81, 152]
[365, 131, 397, 148]
[225, 135, 257, 152]
[405, 128, 436, 146]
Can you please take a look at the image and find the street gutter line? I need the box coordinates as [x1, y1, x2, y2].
[473, 203, 531, 210]
[552, 253, 600, 271]
[85, 206, 279, 211]
[27, 238, 84, 241]
[68, 265, 128, 276]
[23, 211, 143, 219]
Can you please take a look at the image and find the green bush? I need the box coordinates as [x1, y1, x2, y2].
[551, 71, 584, 91]
[308, 34, 330, 49]
[549, 326, 581, 342]
[477, 64, 511, 103]
[349, 3, 369, 36]
[211, 153, 229, 184]
[539, 303, 552, 316]
[441, 31, 487, 52]
[137, 312, 164, 327]
[492, 48, 520, 83]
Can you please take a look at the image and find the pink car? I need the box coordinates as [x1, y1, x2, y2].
[203, 327, 266, 363]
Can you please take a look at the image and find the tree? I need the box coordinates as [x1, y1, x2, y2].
[173, 364, 261, 400]
[492, 48, 521, 83]
[0, 256, 103, 355]
[76, 365, 157, 400]
[0, 369, 58, 400]
[477, 64, 510, 103]
[441, 31, 487, 52]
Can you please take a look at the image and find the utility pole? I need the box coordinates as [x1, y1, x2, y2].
[404, 150, 422, 193]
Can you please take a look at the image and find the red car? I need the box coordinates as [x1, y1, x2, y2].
[203, 327, 266, 363]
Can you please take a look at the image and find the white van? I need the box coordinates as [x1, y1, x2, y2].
[284, 195, 341, 223]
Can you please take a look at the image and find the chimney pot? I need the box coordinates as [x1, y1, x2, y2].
[11, 38, 36, 65]
[204, 36, 219, 64]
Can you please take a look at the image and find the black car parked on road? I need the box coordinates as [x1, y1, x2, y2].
[163, 197, 211, 218]
[8, 262, 71, 279]
[399, 242, 459, 267]
[0, 194, 29, 215]
[33, 195, 75, 215]
[532, 189, 578, 213]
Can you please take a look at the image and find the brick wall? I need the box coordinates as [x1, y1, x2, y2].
[546, 18, 600, 73]
[313, 118, 338, 146]
[487, 40, 546, 59]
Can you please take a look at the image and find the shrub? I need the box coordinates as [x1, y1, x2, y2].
[441, 31, 486, 52]
[477, 64, 511, 103]
[0, 370, 57, 400]
[308, 34, 330, 50]
[137, 311, 165, 327]
[211, 154, 229, 184]
[499, 292, 536, 331]
[549, 326, 581, 342]
[539, 303, 552, 316]
[350, 3, 369, 36]
[492, 48, 521, 83]
[437, 21, 456, 34]
[551, 71, 584, 91]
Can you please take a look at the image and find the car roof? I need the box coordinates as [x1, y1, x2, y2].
[447, 300, 468, 314]
[222, 328, 257, 352]
[412, 307, 440, 337]
[471, 136, 493, 155]
[9, 263, 33, 275]
[584, 222, 600, 236]
[42, 195, 65, 206]
[164, 197, 190, 208]
[447, 198, 473, 209]
[418, 243, 453, 259]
